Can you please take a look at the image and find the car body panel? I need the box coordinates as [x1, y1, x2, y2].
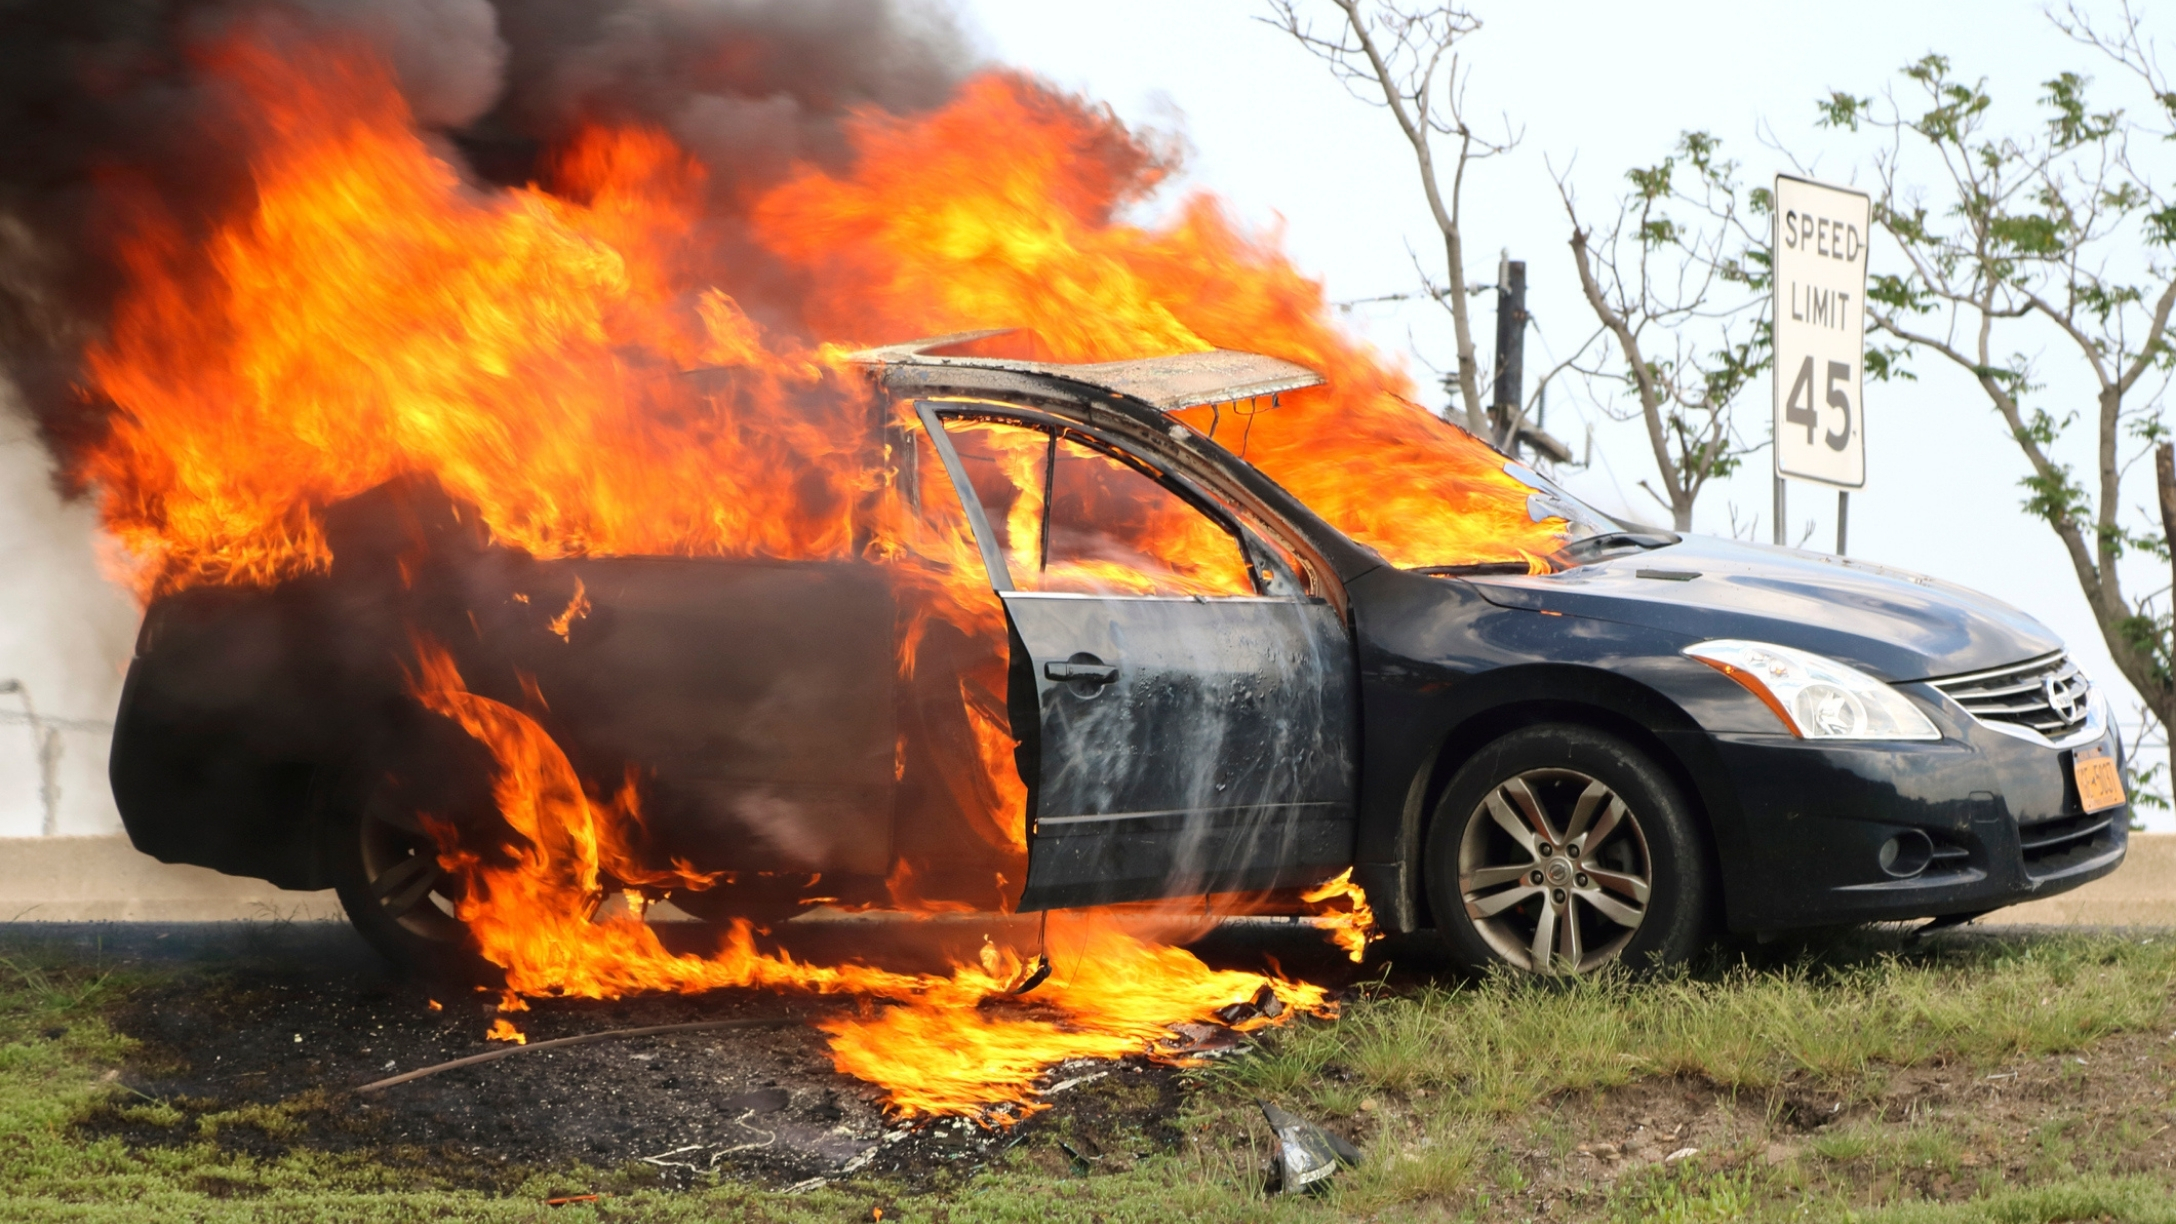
[506, 558, 900, 878]
[1464, 535, 2058, 681]
[1005, 590, 1357, 908]
[910, 395, 1359, 909]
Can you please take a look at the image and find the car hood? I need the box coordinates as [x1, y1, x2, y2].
[1460, 535, 2059, 682]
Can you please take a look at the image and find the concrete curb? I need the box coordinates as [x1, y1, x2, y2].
[0, 833, 2166, 927]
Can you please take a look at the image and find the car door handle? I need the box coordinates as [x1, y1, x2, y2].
[1045, 660, 1119, 685]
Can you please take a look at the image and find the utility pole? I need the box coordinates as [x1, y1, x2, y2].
[1491, 255, 1527, 449]
[1483, 255, 1571, 465]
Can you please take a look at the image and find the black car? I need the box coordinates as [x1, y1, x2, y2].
[110, 340, 2130, 975]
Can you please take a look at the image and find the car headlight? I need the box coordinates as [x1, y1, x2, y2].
[1683, 640, 1941, 741]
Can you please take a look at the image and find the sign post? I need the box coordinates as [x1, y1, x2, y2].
[1771, 175, 1870, 553]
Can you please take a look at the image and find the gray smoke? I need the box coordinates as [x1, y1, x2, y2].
[296, 0, 507, 127]
[0, 0, 976, 478]
[490, 0, 966, 196]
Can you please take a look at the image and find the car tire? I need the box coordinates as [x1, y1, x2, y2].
[1424, 723, 1712, 975]
[327, 760, 495, 982]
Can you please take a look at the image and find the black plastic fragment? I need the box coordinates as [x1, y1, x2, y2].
[1006, 953, 1053, 996]
[1259, 1100, 1360, 1193]
[1215, 983, 1285, 1026]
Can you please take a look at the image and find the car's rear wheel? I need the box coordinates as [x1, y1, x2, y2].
[329, 763, 492, 980]
[1424, 724, 1711, 974]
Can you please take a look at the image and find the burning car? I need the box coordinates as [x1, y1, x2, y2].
[109, 337, 2128, 976]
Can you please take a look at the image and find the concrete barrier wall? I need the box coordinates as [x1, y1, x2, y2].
[0, 410, 141, 840]
[0, 836, 342, 922]
[0, 833, 2165, 926]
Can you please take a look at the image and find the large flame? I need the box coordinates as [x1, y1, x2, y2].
[409, 637, 1329, 1116]
[73, 29, 1564, 1116]
[83, 36, 1561, 595]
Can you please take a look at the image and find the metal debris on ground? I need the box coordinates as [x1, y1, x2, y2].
[1059, 1139, 1097, 1174]
[1215, 983, 1285, 1026]
[1160, 1022, 1243, 1059]
[838, 1146, 877, 1174]
[1260, 1100, 1361, 1194]
[635, 1086, 871, 1173]
[640, 1144, 715, 1172]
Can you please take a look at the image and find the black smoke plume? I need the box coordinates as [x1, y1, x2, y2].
[0, 0, 974, 487]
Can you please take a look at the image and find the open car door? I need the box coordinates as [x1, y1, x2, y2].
[915, 401, 1357, 909]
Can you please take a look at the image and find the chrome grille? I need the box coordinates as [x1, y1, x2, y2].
[1930, 652, 2093, 742]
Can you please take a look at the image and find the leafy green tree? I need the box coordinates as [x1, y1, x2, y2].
[1558, 133, 1772, 532]
[1819, 3, 2176, 787]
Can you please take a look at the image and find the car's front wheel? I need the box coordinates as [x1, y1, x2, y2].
[1424, 724, 1711, 974]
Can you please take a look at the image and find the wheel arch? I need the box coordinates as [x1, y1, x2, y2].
[1396, 665, 1738, 932]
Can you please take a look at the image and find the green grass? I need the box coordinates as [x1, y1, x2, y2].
[4, 929, 2176, 1220]
[1232, 935, 2176, 1111]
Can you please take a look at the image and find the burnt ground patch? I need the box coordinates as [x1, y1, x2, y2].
[28, 917, 1368, 1196]
[10, 919, 2176, 1218]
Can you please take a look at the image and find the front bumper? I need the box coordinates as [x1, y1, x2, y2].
[1698, 705, 2129, 932]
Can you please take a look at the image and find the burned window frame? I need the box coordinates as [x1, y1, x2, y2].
[906, 397, 1317, 601]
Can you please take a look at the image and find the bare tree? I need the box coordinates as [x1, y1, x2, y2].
[1558, 134, 1772, 531]
[1819, 3, 2176, 787]
[1264, 1, 1510, 438]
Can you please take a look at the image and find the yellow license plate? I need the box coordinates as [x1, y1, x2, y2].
[2073, 746, 2126, 813]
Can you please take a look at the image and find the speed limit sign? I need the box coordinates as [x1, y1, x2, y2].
[1773, 175, 1869, 489]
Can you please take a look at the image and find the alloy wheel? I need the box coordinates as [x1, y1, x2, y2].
[1457, 768, 1652, 973]
[357, 787, 467, 944]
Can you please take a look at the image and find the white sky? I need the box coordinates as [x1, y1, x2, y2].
[963, 0, 2176, 825]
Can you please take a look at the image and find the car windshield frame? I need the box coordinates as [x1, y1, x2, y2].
[1398, 460, 1681, 577]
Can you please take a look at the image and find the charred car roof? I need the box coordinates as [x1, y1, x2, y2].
[843, 331, 1324, 413]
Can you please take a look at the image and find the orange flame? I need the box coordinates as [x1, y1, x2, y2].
[1301, 868, 1381, 964]
[82, 40, 1561, 599]
[545, 578, 590, 641]
[407, 639, 1328, 1116]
